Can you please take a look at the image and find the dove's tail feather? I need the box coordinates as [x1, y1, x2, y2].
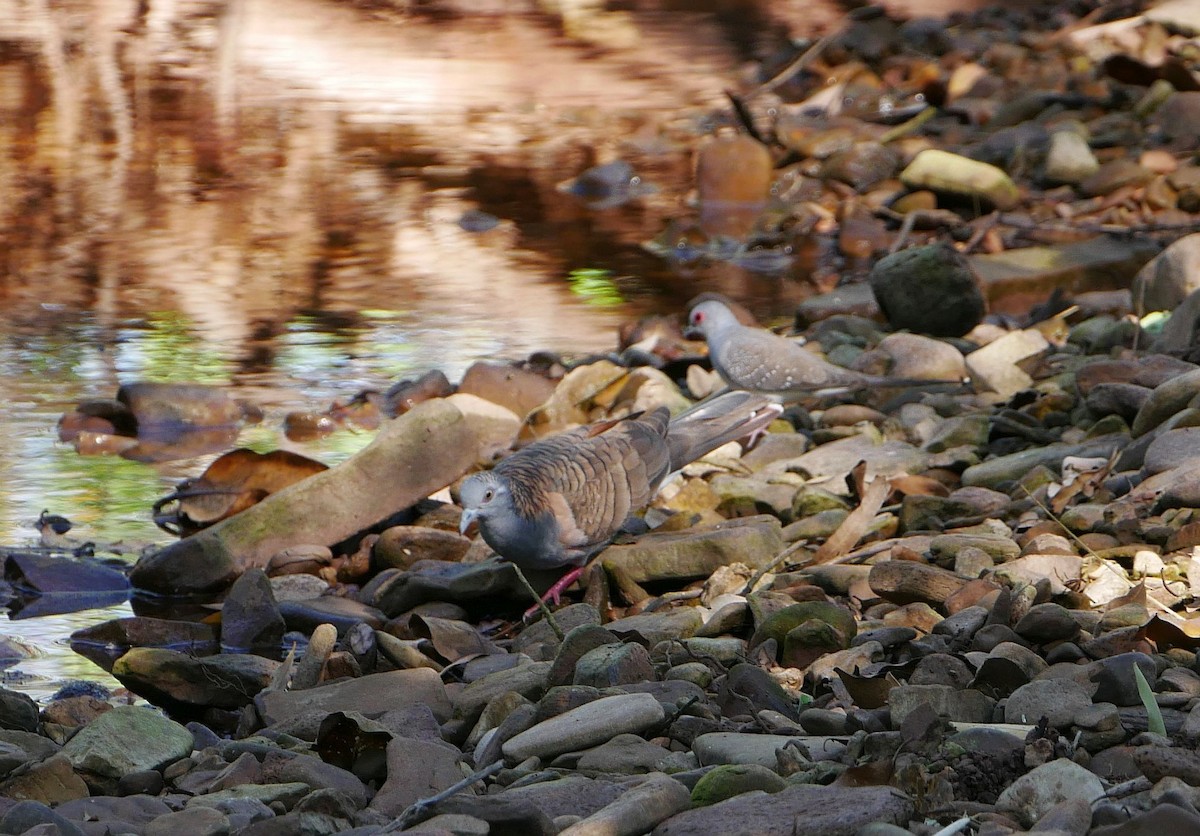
[666, 391, 782, 472]
[797, 375, 974, 399]
[862, 375, 974, 390]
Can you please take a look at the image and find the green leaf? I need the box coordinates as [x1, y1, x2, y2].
[1133, 662, 1166, 736]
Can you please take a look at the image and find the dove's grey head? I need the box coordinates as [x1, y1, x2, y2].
[685, 300, 740, 341]
[459, 468, 567, 570]
[459, 471, 512, 536]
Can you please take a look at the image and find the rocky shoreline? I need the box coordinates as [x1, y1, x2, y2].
[11, 1, 1200, 834]
[7, 266, 1200, 833]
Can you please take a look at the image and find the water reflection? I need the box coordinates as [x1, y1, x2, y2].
[0, 0, 863, 699]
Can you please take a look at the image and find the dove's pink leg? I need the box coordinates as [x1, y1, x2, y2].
[523, 565, 587, 620]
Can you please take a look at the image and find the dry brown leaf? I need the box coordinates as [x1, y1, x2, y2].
[1140, 612, 1200, 650]
[833, 758, 896, 787]
[814, 472, 891, 564]
[887, 474, 951, 499]
[153, 448, 328, 535]
[835, 667, 901, 710]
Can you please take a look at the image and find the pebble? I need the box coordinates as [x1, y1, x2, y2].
[502, 694, 666, 763]
[996, 758, 1105, 828]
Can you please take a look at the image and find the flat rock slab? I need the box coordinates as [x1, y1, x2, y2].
[370, 736, 465, 816]
[131, 399, 479, 594]
[60, 706, 192, 784]
[112, 648, 279, 710]
[762, 436, 927, 495]
[599, 516, 784, 584]
[256, 668, 451, 725]
[499, 775, 627, 821]
[969, 237, 1158, 314]
[653, 784, 914, 836]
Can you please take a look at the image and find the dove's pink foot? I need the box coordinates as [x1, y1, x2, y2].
[523, 565, 587, 620]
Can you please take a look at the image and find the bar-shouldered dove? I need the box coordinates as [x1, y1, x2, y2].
[687, 299, 964, 398]
[459, 391, 780, 608]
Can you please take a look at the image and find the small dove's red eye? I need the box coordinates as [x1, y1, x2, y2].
[692, 311, 704, 325]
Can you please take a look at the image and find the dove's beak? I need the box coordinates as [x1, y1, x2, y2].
[459, 508, 478, 536]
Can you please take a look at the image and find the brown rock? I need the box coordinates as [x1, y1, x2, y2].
[695, 134, 772, 238]
[868, 559, 968, 607]
[257, 668, 452, 725]
[40, 697, 111, 729]
[131, 399, 481, 594]
[944, 578, 1003, 614]
[458, 361, 557, 420]
[374, 525, 472, 570]
[0, 754, 89, 805]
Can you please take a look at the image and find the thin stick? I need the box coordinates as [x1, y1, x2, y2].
[385, 759, 505, 831]
[741, 539, 811, 595]
[930, 817, 972, 836]
[511, 564, 564, 640]
[747, 23, 846, 99]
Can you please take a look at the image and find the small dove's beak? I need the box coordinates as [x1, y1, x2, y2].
[459, 508, 479, 536]
[683, 324, 702, 340]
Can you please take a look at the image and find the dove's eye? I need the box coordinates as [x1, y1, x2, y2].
[691, 311, 704, 325]
[482, 489, 495, 502]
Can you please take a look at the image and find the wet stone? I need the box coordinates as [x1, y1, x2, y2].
[910, 653, 973, 689]
[1043, 129, 1099, 185]
[373, 525, 473, 570]
[143, 806, 230, 836]
[60, 706, 193, 793]
[259, 668, 451, 726]
[797, 708, 849, 736]
[0, 688, 39, 733]
[819, 142, 900, 191]
[368, 736, 465, 817]
[716, 663, 800, 721]
[899, 149, 1019, 210]
[692, 732, 845, 768]
[548, 624, 620, 687]
[0, 800, 88, 836]
[932, 606, 989, 646]
[0, 753, 89, 806]
[219, 568, 285, 651]
[572, 733, 671, 774]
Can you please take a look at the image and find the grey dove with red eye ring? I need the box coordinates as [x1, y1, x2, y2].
[458, 391, 781, 610]
[686, 299, 968, 398]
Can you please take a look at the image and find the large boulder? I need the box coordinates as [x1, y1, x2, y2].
[131, 399, 480, 594]
[868, 243, 986, 338]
